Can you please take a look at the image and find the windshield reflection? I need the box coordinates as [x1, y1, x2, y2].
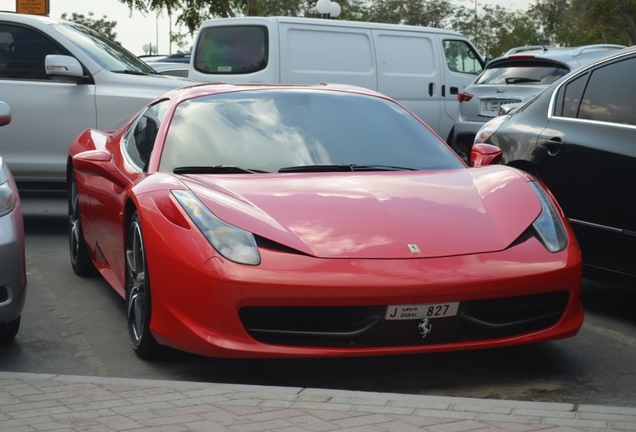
[53, 23, 156, 74]
[160, 90, 464, 173]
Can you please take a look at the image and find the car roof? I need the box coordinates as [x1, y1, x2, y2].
[0, 11, 68, 25]
[489, 44, 626, 69]
[163, 82, 389, 105]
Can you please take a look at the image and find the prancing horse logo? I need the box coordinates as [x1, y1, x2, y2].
[418, 318, 432, 338]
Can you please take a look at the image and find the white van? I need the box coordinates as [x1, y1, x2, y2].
[189, 16, 484, 143]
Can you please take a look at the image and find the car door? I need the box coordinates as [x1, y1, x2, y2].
[441, 39, 483, 140]
[85, 101, 168, 287]
[0, 23, 96, 185]
[374, 30, 443, 135]
[532, 55, 636, 277]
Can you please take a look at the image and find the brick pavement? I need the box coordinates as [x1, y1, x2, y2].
[0, 371, 635, 431]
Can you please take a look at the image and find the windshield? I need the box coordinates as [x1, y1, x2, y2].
[476, 60, 570, 85]
[159, 90, 464, 173]
[52, 23, 157, 74]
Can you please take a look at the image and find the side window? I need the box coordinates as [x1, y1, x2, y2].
[194, 25, 268, 74]
[578, 57, 636, 126]
[124, 100, 169, 171]
[0, 25, 63, 80]
[443, 40, 483, 75]
[554, 73, 588, 118]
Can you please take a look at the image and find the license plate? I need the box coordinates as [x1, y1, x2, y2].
[483, 100, 504, 111]
[385, 302, 459, 320]
[482, 99, 521, 113]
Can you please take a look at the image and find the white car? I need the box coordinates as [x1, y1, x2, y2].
[0, 12, 192, 190]
[451, 44, 625, 160]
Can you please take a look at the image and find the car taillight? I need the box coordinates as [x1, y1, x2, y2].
[458, 92, 473, 103]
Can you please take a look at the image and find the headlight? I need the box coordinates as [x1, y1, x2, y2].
[474, 115, 506, 144]
[172, 190, 260, 265]
[0, 181, 15, 217]
[529, 181, 568, 253]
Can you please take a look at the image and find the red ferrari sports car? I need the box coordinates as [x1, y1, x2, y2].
[67, 83, 583, 359]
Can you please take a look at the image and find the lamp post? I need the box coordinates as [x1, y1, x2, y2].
[316, 0, 341, 19]
[316, 0, 332, 18]
[330, 2, 341, 18]
[142, 43, 158, 56]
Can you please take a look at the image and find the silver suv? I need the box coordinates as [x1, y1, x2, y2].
[0, 12, 192, 191]
[451, 44, 625, 159]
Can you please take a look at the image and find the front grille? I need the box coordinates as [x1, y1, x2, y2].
[239, 291, 570, 348]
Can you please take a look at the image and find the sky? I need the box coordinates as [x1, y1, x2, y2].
[1, 0, 535, 56]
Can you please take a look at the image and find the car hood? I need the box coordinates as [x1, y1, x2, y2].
[181, 166, 541, 259]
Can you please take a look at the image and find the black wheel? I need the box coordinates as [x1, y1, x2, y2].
[0, 316, 20, 343]
[126, 211, 161, 358]
[68, 170, 96, 275]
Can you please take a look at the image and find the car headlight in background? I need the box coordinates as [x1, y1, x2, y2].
[529, 181, 568, 253]
[0, 165, 16, 218]
[172, 190, 261, 265]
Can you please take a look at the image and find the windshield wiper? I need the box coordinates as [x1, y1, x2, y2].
[174, 166, 267, 174]
[504, 77, 542, 84]
[112, 69, 152, 76]
[278, 164, 416, 173]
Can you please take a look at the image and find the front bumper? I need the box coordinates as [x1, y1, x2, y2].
[0, 207, 27, 323]
[144, 224, 583, 359]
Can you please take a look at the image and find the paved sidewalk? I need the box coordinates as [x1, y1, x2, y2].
[0, 371, 635, 431]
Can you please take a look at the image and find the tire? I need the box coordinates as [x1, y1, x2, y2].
[126, 211, 162, 359]
[68, 170, 96, 276]
[0, 316, 20, 343]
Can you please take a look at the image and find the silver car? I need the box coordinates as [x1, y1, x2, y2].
[0, 102, 26, 342]
[0, 12, 192, 190]
[451, 44, 625, 160]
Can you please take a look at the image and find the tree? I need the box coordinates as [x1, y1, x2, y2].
[449, 5, 542, 59]
[119, 0, 634, 56]
[364, 0, 454, 27]
[60, 12, 120, 44]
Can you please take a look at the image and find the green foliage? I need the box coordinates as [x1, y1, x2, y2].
[61, 12, 120, 44]
[117, 0, 635, 57]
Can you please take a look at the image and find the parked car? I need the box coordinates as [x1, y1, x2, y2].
[68, 83, 582, 359]
[140, 53, 191, 64]
[0, 101, 26, 342]
[149, 62, 189, 78]
[474, 45, 636, 289]
[0, 12, 192, 191]
[452, 44, 625, 160]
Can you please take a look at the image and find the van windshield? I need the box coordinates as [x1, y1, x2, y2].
[193, 25, 267, 74]
[52, 23, 157, 74]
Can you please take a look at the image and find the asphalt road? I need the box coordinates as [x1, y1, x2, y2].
[2, 194, 635, 408]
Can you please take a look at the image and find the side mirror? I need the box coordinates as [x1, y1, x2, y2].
[471, 143, 503, 167]
[45, 55, 87, 82]
[0, 101, 11, 127]
[73, 150, 131, 189]
[499, 102, 522, 115]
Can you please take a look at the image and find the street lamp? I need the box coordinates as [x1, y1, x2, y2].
[330, 2, 341, 18]
[143, 43, 158, 56]
[316, 0, 332, 18]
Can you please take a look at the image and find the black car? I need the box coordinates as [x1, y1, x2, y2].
[474, 45, 636, 288]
